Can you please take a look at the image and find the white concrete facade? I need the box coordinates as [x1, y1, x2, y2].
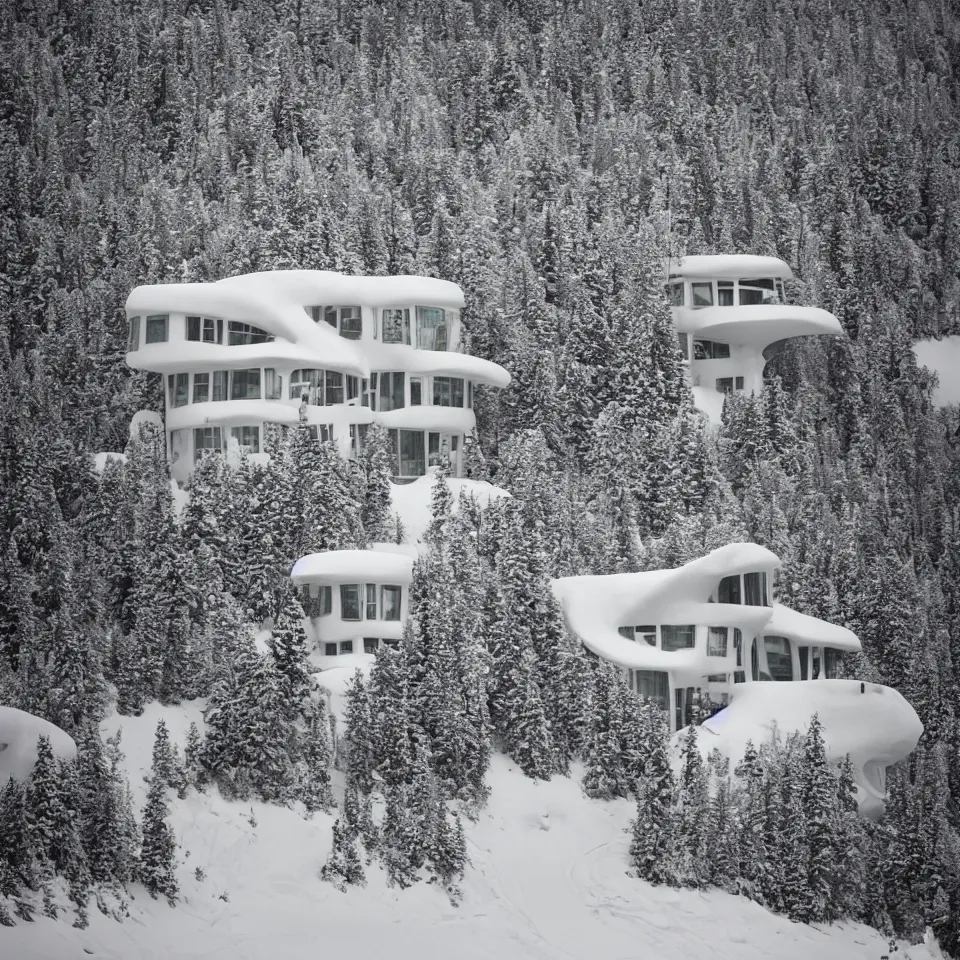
[552, 543, 922, 815]
[667, 255, 845, 423]
[124, 271, 511, 484]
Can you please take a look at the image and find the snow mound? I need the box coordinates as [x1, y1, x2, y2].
[128, 409, 163, 440]
[390, 471, 510, 543]
[0, 707, 77, 783]
[688, 679, 923, 818]
[912, 336, 960, 406]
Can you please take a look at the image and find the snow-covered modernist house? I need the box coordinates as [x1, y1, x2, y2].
[667, 255, 845, 423]
[291, 549, 414, 663]
[552, 544, 922, 815]
[124, 271, 511, 484]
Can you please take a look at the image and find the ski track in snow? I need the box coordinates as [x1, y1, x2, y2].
[2, 706, 943, 960]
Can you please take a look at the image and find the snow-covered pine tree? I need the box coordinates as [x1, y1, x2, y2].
[138, 777, 178, 903]
[320, 819, 365, 891]
[298, 695, 334, 813]
[675, 721, 710, 887]
[582, 661, 631, 799]
[629, 713, 677, 886]
[267, 587, 313, 706]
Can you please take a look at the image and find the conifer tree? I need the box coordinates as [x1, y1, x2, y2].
[139, 776, 178, 903]
[321, 819, 365, 891]
[630, 713, 676, 886]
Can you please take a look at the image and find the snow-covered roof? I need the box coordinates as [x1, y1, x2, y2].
[0, 707, 77, 783]
[674, 305, 843, 347]
[692, 679, 922, 816]
[666, 255, 793, 281]
[291, 549, 414, 585]
[552, 543, 860, 670]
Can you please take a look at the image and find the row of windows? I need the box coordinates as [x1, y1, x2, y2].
[300, 584, 402, 622]
[176, 425, 261, 461]
[388, 428, 459, 477]
[667, 277, 786, 308]
[616, 624, 697, 652]
[323, 637, 399, 657]
[129, 315, 274, 350]
[167, 368, 283, 407]
[716, 572, 771, 607]
[676, 333, 732, 361]
[308, 304, 453, 351]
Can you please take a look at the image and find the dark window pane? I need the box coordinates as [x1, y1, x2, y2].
[212, 371, 228, 401]
[734, 628, 743, 666]
[364, 638, 379, 654]
[618, 626, 636, 640]
[128, 316, 141, 351]
[661, 625, 695, 651]
[707, 626, 727, 657]
[365, 583, 377, 620]
[324, 307, 337, 327]
[382, 586, 401, 621]
[173, 373, 189, 408]
[799, 646, 809, 680]
[410, 378, 422, 405]
[341, 584, 361, 620]
[264, 368, 281, 400]
[227, 321, 273, 345]
[193, 373, 210, 403]
[325, 370, 344, 405]
[694, 339, 711, 359]
[187, 316, 201, 341]
[824, 647, 839, 679]
[735, 376, 744, 390]
[381, 308, 409, 344]
[717, 286, 735, 306]
[716, 377, 734, 394]
[718, 575, 741, 605]
[399, 430, 425, 477]
[145, 314, 168, 343]
[324, 643, 337, 657]
[340, 306, 362, 339]
[744, 572, 764, 606]
[634, 671, 669, 712]
[764, 636, 793, 681]
[340, 641, 354, 654]
[230, 426, 260, 453]
[231, 369, 261, 400]
[692, 283, 713, 307]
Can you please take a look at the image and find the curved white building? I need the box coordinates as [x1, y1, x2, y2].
[667, 255, 845, 423]
[552, 543, 922, 815]
[124, 271, 511, 484]
[291, 548, 414, 665]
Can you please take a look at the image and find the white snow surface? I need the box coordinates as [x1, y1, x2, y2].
[666, 254, 794, 280]
[912, 336, 960, 406]
[390, 471, 510, 544]
[128, 409, 163, 440]
[674, 304, 843, 347]
[689, 679, 923, 818]
[0, 706, 77, 783]
[3, 701, 943, 960]
[292, 549, 414, 584]
[92, 451, 126, 473]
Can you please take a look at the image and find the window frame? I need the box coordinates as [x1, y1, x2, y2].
[661, 624, 696, 652]
[192, 372, 210, 404]
[381, 585, 402, 621]
[127, 316, 141, 351]
[340, 584, 361, 621]
[707, 626, 728, 657]
[230, 368, 262, 401]
[145, 314, 169, 344]
[381, 307, 411, 345]
[691, 283, 713, 308]
[227, 321, 273, 346]
[365, 583, 377, 620]
[230, 425, 260, 453]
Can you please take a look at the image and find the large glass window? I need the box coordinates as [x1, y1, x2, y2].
[824, 647, 839, 679]
[325, 370, 344, 405]
[339, 306, 362, 339]
[230, 368, 261, 400]
[632, 670, 669, 711]
[718, 575, 741, 605]
[691, 283, 713, 307]
[417, 307, 448, 351]
[347, 376, 359, 403]
[170, 373, 189, 408]
[264, 368, 282, 400]
[291, 369, 322, 403]
[227, 321, 273, 345]
[707, 626, 728, 657]
[382, 586, 402, 621]
[381, 308, 410, 344]
[127, 316, 140, 351]
[341, 584, 361, 621]
[396, 429, 425, 477]
[378, 372, 405, 411]
[716, 377, 734, 395]
[364, 638, 379, 654]
[428, 431, 443, 466]
[764, 636, 793, 681]
[744, 571, 768, 606]
[694, 338, 731, 359]
[145, 314, 169, 343]
[365, 583, 377, 620]
[433, 376, 464, 407]
[717, 280, 734, 306]
[661, 625, 695, 651]
[212, 370, 228, 401]
[192, 372, 210, 404]
[738, 278, 776, 305]
[193, 426, 222, 462]
[187, 316, 222, 343]
[324, 642, 338, 657]
[230, 426, 260, 453]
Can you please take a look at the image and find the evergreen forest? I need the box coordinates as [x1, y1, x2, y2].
[1, 0, 960, 952]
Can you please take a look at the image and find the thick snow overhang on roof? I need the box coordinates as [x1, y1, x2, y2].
[291, 549, 414, 585]
[694, 679, 922, 817]
[552, 543, 861, 670]
[666, 255, 794, 281]
[673, 305, 843, 348]
[167, 399, 302, 432]
[765, 603, 861, 652]
[0, 707, 77, 783]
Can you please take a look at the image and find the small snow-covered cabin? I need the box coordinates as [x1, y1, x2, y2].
[667, 255, 845, 423]
[124, 271, 511, 484]
[290, 548, 414, 663]
[552, 543, 922, 814]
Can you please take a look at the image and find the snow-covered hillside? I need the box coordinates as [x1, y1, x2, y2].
[3, 703, 941, 960]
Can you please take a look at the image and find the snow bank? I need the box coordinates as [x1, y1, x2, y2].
[912, 336, 960, 406]
[690, 680, 923, 817]
[4, 704, 942, 960]
[0, 707, 77, 783]
[128, 409, 163, 440]
[390, 472, 510, 544]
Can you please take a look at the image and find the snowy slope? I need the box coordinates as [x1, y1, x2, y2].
[3, 703, 941, 960]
